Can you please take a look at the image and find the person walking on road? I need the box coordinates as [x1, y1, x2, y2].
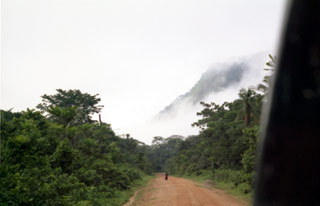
[165, 171, 168, 180]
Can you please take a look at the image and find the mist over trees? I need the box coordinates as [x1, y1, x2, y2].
[158, 61, 247, 117]
[156, 53, 268, 121]
[148, 55, 275, 195]
[0, 55, 275, 204]
[149, 53, 269, 140]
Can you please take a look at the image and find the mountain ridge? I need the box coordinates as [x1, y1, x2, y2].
[157, 61, 248, 118]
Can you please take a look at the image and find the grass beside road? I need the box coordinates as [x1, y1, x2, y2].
[108, 175, 155, 206]
[175, 170, 252, 205]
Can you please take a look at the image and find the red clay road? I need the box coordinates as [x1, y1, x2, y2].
[124, 174, 247, 206]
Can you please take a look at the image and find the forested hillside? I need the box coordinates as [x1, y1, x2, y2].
[148, 55, 275, 196]
[157, 61, 247, 118]
[156, 53, 268, 120]
[0, 90, 152, 205]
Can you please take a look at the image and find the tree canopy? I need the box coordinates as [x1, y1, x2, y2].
[1, 91, 151, 206]
[37, 89, 103, 125]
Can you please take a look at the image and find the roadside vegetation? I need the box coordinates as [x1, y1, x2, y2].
[0, 89, 152, 206]
[147, 55, 276, 200]
[0, 55, 275, 205]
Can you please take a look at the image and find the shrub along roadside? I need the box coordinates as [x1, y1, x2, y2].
[177, 169, 252, 203]
[0, 89, 153, 206]
[105, 175, 154, 206]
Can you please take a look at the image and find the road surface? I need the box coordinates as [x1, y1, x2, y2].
[124, 174, 247, 206]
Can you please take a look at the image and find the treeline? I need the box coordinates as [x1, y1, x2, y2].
[0, 89, 152, 206]
[0, 55, 275, 204]
[149, 55, 275, 194]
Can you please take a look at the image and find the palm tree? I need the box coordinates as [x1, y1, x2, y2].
[257, 54, 276, 94]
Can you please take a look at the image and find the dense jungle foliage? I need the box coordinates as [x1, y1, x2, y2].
[148, 55, 275, 195]
[0, 89, 152, 206]
[0, 55, 275, 205]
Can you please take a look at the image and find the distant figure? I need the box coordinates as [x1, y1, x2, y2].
[165, 171, 168, 180]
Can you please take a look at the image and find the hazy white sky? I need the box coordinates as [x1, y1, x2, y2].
[1, 0, 286, 143]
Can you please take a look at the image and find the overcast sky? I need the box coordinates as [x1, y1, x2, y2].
[1, 0, 287, 143]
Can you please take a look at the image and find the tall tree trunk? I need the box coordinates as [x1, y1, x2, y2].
[245, 112, 251, 127]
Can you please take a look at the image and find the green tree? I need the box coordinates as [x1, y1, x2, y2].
[238, 88, 257, 127]
[1, 91, 152, 205]
[47, 106, 78, 139]
[37, 89, 103, 125]
[257, 54, 276, 94]
[240, 126, 258, 188]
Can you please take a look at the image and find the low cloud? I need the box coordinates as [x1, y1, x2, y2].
[129, 52, 271, 144]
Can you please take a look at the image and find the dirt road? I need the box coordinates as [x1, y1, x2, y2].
[125, 174, 247, 206]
